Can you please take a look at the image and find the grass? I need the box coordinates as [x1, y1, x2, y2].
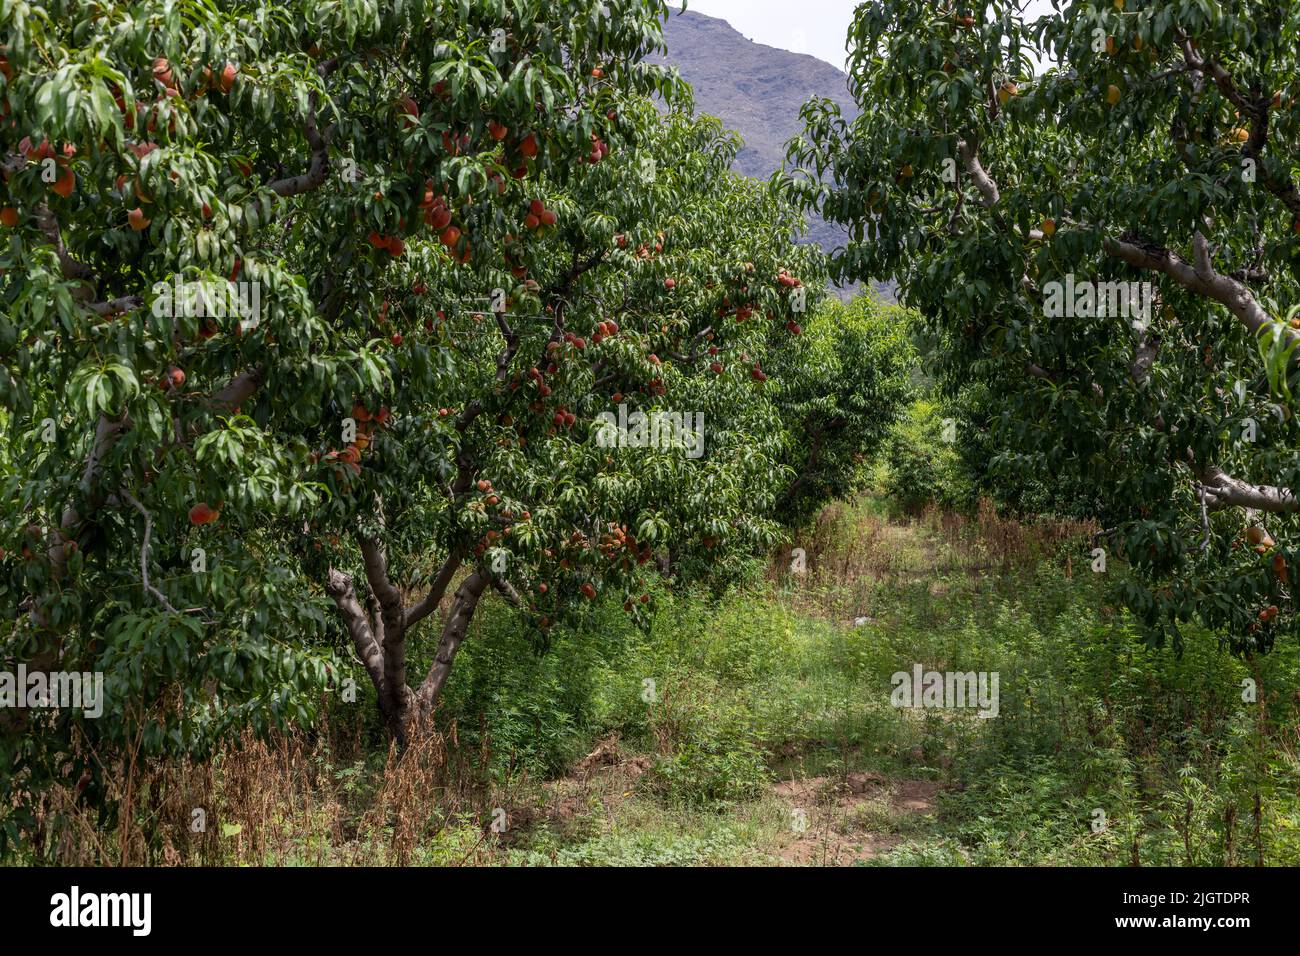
[21, 497, 1300, 866]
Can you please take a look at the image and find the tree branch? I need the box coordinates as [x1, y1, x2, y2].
[1103, 231, 1293, 350]
[1177, 35, 1300, 220]
[357, 534, 404, 631]
[404, 549, 463, 632]
[414, 569, 489, 715]
[88, 296, 143, 317]
[119, 489, 180, 614]
[211, 365, 265, 411]
[1197, 464, 1300, 514]
[324, 568, 387, 693]
[491, 575, 522, 607]
[266, 60, 339, 198]
[957, 138, 1000, 209]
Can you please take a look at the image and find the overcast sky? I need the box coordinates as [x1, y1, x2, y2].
[675, 1, 1059, 72]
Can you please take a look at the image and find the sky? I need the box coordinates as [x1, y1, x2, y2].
[674, 1, 1059, 73]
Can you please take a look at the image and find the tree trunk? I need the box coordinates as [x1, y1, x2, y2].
[324, 568, 409, 738]
[414, 570, 489, 724]
[327, 553, 489, 744]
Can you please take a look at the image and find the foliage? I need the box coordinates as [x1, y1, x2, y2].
[768, 293, 918, 524]
[0, 0, 838, 841]
[882, 398, 969, 514]
[10, 497, 1299, 866]
[789, 0, 1300, 654]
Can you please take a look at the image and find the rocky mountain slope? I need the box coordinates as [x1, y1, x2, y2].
[650, 7, 859, 255]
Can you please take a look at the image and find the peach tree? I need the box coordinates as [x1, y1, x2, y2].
[766, 293, 917, 525]
[306, 100, 827, 741]
[0, 0, 840, 838]
[791, 0, 1300, 653]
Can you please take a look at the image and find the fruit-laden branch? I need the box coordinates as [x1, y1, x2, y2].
[958, 126, 1287, 358]
[1176, 35, 1300, 220]
[967, 141, 1279, 403]
[33, 366, 267, 631]
[448, 246, 608, 500]
[531, 246, 609, 369]
[3, 153, 97, 281]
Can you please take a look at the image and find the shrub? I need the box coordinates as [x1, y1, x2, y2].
[882, 399, 970, 514]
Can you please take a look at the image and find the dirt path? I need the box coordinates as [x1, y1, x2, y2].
[504, 737, 946, 866]
[772, 773, 943, 865]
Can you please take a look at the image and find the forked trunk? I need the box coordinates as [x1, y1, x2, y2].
[327, 563, 489, 745]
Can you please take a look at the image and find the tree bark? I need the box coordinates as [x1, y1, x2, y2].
[1196, 464, 1300, 514]
[414, 570, 489, 723]
[324, 568, 406, 734]
[324, 555, 493, 743]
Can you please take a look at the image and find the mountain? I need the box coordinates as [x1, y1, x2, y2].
[649, 7, 883, 298]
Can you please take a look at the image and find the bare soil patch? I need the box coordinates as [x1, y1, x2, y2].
[772, 773, 942, 866]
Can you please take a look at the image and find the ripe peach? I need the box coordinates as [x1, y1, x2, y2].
[51, 167, 75, 197]
[219, 62, 238, 93]
[152, 57, 174, 88]
[188, 502, 218, 525]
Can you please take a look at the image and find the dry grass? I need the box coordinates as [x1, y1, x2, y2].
[770, 497, 1097, 621]
[30, 713, 522, 866]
